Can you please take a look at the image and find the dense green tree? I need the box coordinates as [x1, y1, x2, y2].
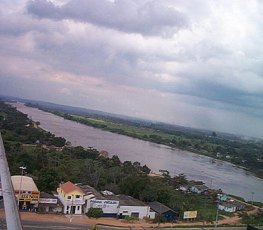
[37, 168, 60, 192]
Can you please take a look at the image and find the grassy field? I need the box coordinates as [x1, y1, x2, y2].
[71, 114, 188, 144]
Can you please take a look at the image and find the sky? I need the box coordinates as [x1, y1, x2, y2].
[1, 0, 263, 138]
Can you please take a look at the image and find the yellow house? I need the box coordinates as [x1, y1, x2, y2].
[57, 181, 85, 214]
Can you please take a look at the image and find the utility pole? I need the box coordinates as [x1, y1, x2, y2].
[17, 166, 26, 209]
[215, 202, 219, 228]
[0, 132, 23, 229]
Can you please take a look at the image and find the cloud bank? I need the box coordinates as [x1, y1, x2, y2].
[1, 0, 263, 137]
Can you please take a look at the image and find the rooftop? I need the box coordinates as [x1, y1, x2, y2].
[79, 184, 104, 199]
[59, 181, 84, 194]
[11, 176, 39, 192]
[40, 192, 57, 199]
[105, 194, 147, 206]
[192, 184, 209, 190]
[219, 202, 237, 208]
[149, 201, 177, 214]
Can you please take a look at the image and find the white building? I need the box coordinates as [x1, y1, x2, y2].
[114, 195, 155, 219]
[57, 181, 85, 214]
[87, 199, 119, 217]
[81, 184, 155, 219]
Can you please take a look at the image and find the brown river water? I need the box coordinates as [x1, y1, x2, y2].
[15, 103, 263, 202]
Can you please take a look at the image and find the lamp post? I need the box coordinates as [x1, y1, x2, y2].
[215, 202, 219, 228]
[17, 166, 26, 209]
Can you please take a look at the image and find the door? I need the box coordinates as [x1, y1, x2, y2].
[72, 206, 76, 214]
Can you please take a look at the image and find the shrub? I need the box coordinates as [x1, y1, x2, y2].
[153, 213, 166, 223]
[91, 225, 100, 230]
[86, 208, 103, 218]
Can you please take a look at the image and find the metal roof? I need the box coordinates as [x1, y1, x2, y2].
[149, 201, 177, 214]
[11, 175, 39, 192]
[60, 181, 84, 194]
[105, 194, 147, 206]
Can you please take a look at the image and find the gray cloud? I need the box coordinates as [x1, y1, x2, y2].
[27, 0, 189, 36]
[1, 0, 263, 137]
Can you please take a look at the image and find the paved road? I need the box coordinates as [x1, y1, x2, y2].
[1, 200, 262, 230]
[0, 217, 261, 230]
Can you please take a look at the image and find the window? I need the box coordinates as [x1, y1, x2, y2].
[76, 195, 80, 198]
[67, 196, 71, 199]
[131, 212, 139, 218]
[77, 206, 80, 210]
[123, 211, 128, 214]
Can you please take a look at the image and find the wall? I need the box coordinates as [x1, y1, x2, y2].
[118, 206, 152, 219]
[87, 199, 119, 215]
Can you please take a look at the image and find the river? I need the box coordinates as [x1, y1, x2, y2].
[15, 103, 263, 202]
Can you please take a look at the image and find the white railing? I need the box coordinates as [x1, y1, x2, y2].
[63, 199, 85, 205]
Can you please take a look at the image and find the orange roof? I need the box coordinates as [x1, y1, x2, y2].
[60, 181, 84, 194]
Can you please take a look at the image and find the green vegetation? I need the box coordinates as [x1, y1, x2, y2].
[240, 213, 263, 225]
[153, 213, 166, 223]
[31, 104, 263, 179]
[86, 208, 103, 218]
[0, 102, 66, 147]
[0, 101, 221, 221]
[91, 225, 100, 230]
[124, 215, 139, 222]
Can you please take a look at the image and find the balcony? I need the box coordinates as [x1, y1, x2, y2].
[64, 199, 85, 205]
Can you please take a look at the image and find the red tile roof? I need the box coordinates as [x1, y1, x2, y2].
[60, 181, 84, 194]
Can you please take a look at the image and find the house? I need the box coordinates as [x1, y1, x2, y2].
[231, 200, 245, 211]
[57, 181, 85, 214]
[218, 202, 236, 213]
[217, 193, 228, 202]
[190, 184, 209, 194]
[80, 184, 105, 213]
[38, 192, 63, 213]
[99, 150, 109, 158]
[11, 175, 40, 211]
[149, 201, 178, 222]
[179, 185, 189, 193]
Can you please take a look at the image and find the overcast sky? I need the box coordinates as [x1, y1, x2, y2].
[1, 0, 263, 138]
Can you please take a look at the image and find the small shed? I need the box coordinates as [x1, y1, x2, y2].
[149, 201, 178, 222]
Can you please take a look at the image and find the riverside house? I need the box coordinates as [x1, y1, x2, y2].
[57, 181, 85, 214]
